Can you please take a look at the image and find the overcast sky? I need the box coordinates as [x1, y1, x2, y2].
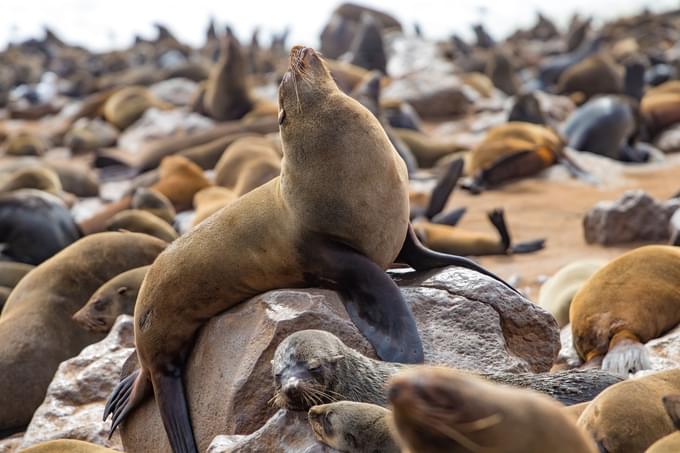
[2, 0, 678, 51]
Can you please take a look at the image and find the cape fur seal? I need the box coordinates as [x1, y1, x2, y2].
[103, 85, 171, 130]
[105, 209, 178, 242]
[389, 366, 598, 453]
[646, 395, 680, 453]
[271, 330, 622, 412]
[570, 245, 680, 374]
[21, 439, 120, 452]
[0, 232, 165, 434]
[308, 401, 399, 453]
[131, 188, 176, 224]
[151, 156, 212, 211]
[105, 46, 516, 453]
[578, 369, 680, 453]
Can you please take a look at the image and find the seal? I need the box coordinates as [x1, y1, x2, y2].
[105, 209, 178, 242]
[308, 401, 400, 453]
[21, 439, 120, 453]
[213, 136, 281, 189]
[577, 369, 680, 453]
[0, 261, 34, 289]
[0, 189, 81, 265]
[538, 259, 607, 328]
[191, 186, 237, 226]
[486, 50, 519, 96]
[0, 166, 75, 206]
[343, 13, 387, 73]
[570, 245, 680, 374]
[393, 128, 466, 169]
[508, 92, 547, 125]
[413, 208, 545, 256]
[150, 155, 212, 211]
[641, 81, 680, 137]
[131, 188, 176, 224]
[104, 46, 516, 453]
[556, 54, 623, 103]
[272, 330, 622, 412]
[0, 232, 166, 434]
[73, 265, 150, 333]
[389, 366, 598, 453]
[646, 395, 680, 453]
[3, 131, 48, 156]
[103, 85, 171, 130]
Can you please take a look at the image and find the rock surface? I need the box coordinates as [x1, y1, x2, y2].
[583, 190, 680, 245]
[383, 72, 475, 118]
[121, 266, 559, 453]
[207, 410, 337, 453]
[18, 316, 133, 451]
[148, 78, 200, 107]
[117, 108, 213, 152]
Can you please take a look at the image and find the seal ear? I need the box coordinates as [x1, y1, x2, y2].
[662, 395, 680, 430]
[117, 286, 128, 295]
[327, 355, 345, 364]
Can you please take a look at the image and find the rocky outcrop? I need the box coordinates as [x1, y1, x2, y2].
[148, 78, 200, 107]
[121, 266, 559, 453]
[18, 316, 133, 451]
[583, 190, 680, 245]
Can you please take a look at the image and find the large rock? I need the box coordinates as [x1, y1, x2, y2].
[121, 266, 558, 453]
[207, 410, 336, 453]
[383, 72, 475, 118]
[583, 190, 680, 245]
[19, 316, 133, 451]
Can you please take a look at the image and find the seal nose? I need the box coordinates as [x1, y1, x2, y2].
[282, 377, 302, 399]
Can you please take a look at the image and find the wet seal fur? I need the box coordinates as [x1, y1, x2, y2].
[104, 46, 516, 453]
[390, 366, 598, 453]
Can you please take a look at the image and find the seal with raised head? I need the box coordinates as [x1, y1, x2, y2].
[104, 46, 516, 453]
[308, 401, 400, 453]
[570, 245, 680, 374]
[73, 265, 150, 333]
[272, 330, 622, 413]
[389, 366, 598, 453]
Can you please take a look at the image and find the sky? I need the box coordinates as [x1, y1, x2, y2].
[2, 0, 678, 51]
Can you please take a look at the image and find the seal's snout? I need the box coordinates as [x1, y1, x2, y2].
[282, 376, 303, 400]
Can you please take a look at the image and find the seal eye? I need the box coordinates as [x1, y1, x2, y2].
[278, 109, 286, 125]
[93, 299, 107, 312]
[307, 359, 321, 372]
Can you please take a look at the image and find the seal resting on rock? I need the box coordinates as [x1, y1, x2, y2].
[390, 366, 598, 453]
[0, 232, 166, 434]
[570, 245, 680, 374]
[105, 46, 516, 453]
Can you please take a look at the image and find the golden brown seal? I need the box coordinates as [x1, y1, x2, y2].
[389, 366, 598, 453]
[191, 186, 237, 226]
[151, 155, 212, 212]
[20, 439, 120, 453]
[213, 135, 281, 189]
[103, 85, 171, 130]
[131, 188, 176, 225]
[646, 395, 680, 453]
[106, 209, 178, 242]
[570, 245, 680, 374]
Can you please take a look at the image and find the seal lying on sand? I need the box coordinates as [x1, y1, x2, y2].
[105, 46, 517, 453]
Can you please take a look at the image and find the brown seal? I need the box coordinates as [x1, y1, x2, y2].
[73, 265, 150, 332]
[131, 188, 176, 224]
[0, 261, 34, 289]
[0, 232, 165, 434]
[21, 439, 120, 453]
[103, 85, 171, 130]
[191, 186, 237, 226]
[389, 366, 598, 453]
[150, 155, 212, 211]
[578, 369, 680, 453]
[641, 81, 680, 136]
[557, 54, 623, 103]
[570, 245, 680, 374]
[105, 46, 515, 452]
[213, 135, 281, 189]
[0, 166, 75, 206]
[106, 209, 178, 242]
[393, 128, 466, 169]
[646, 395, 680, 453]
[308, 401, 400, 453]
[3, 131, 48, 156]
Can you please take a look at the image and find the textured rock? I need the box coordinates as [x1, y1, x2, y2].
[121, 266, 559, 453]
[583, 190, 680, 245]
[19, 316, 133, 451]
[118, 108, 214, 152]
[383, 73, 475, 118]
[207, 411, 336, 453]
[0, 433, 23, 453]
[148, 78, 200, 107]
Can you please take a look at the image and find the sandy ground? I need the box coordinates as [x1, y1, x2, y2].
[444, 152, 680, 302]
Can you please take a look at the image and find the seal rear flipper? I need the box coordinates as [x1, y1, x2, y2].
[104, 368, 152, 437]
[397, 224, 520, 295]
[486, 208, 511, 251]
[476, 148, 552, 187]
[511, 239, 546, 254]
[153, 372, 199, 453]
[304, 239, 423, 364]
[431, 207, 467, 226]
[425, 158, 464, 219]
[601, 336, 650, 376]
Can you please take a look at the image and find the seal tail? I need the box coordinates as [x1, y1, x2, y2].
[397, 224, 521, 295]
[153, 372, 199, 453]
[425, 158, 464, 219]
[105, 368, 152, 437]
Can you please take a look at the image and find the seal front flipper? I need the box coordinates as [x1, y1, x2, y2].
[152, 371, 199, 453]
[487, 208, 545, 254]
[104, 368, 152, 436]
[304, 239, 423, 364]
[601, 333, 651, 376]
[397, 224, 520, 294]
[425, 158, 464, 220]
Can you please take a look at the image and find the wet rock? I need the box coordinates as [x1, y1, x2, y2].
[19, 316, 133, 451]
[121, 266, 558, 453]
[148, 78, 199, 107]
[117, 108, 213, 153]
[206, 411, 336, 453]
[583, 190, 680, 245]
[383, 73, 475, 118]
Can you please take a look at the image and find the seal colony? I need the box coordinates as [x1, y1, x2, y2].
[104, 46, 516, 452]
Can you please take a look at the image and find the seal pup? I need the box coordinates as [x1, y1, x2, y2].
[271, 330, 622, 411]
[0, 189, 81, 265]
[571, 245, 680, 374]
[73, 265, 150, 332]
[646, 395, 680, 453]
[578, 369, 680, 453]
[389, 366, 598, 453]
[105, 46, 517, 453]
[309, 402, 399, 453]
[0, 232, 165, 433]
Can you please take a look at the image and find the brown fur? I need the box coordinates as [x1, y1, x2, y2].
[20, 439, 119, 453]
[393, 128, 466, 169]
[214, 136, 281, 189]
[413, 220, 506, 256]
[0, 166, 62, 195]
[151, 156, 212, 211]
[646, 395, 680, 453]
[191, 186, 237, 226]
[557, 54, 623, 102]
[0, 232, 166, 432]
[4, 131, 48, 156]
[103, 86, 170, 130]
[390, 366, 598, 453]
[131, 188, 175, 224]
[78, 196, 132, 235]
[106, 210, 178, 242]
[641, 83, 680, 135]
[578, 369, 680, 453]
[309, 402, 400, 453]
[570, 246, 680, 371]
[73, 265, 150, 333]
[0, 261, 34, 289]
